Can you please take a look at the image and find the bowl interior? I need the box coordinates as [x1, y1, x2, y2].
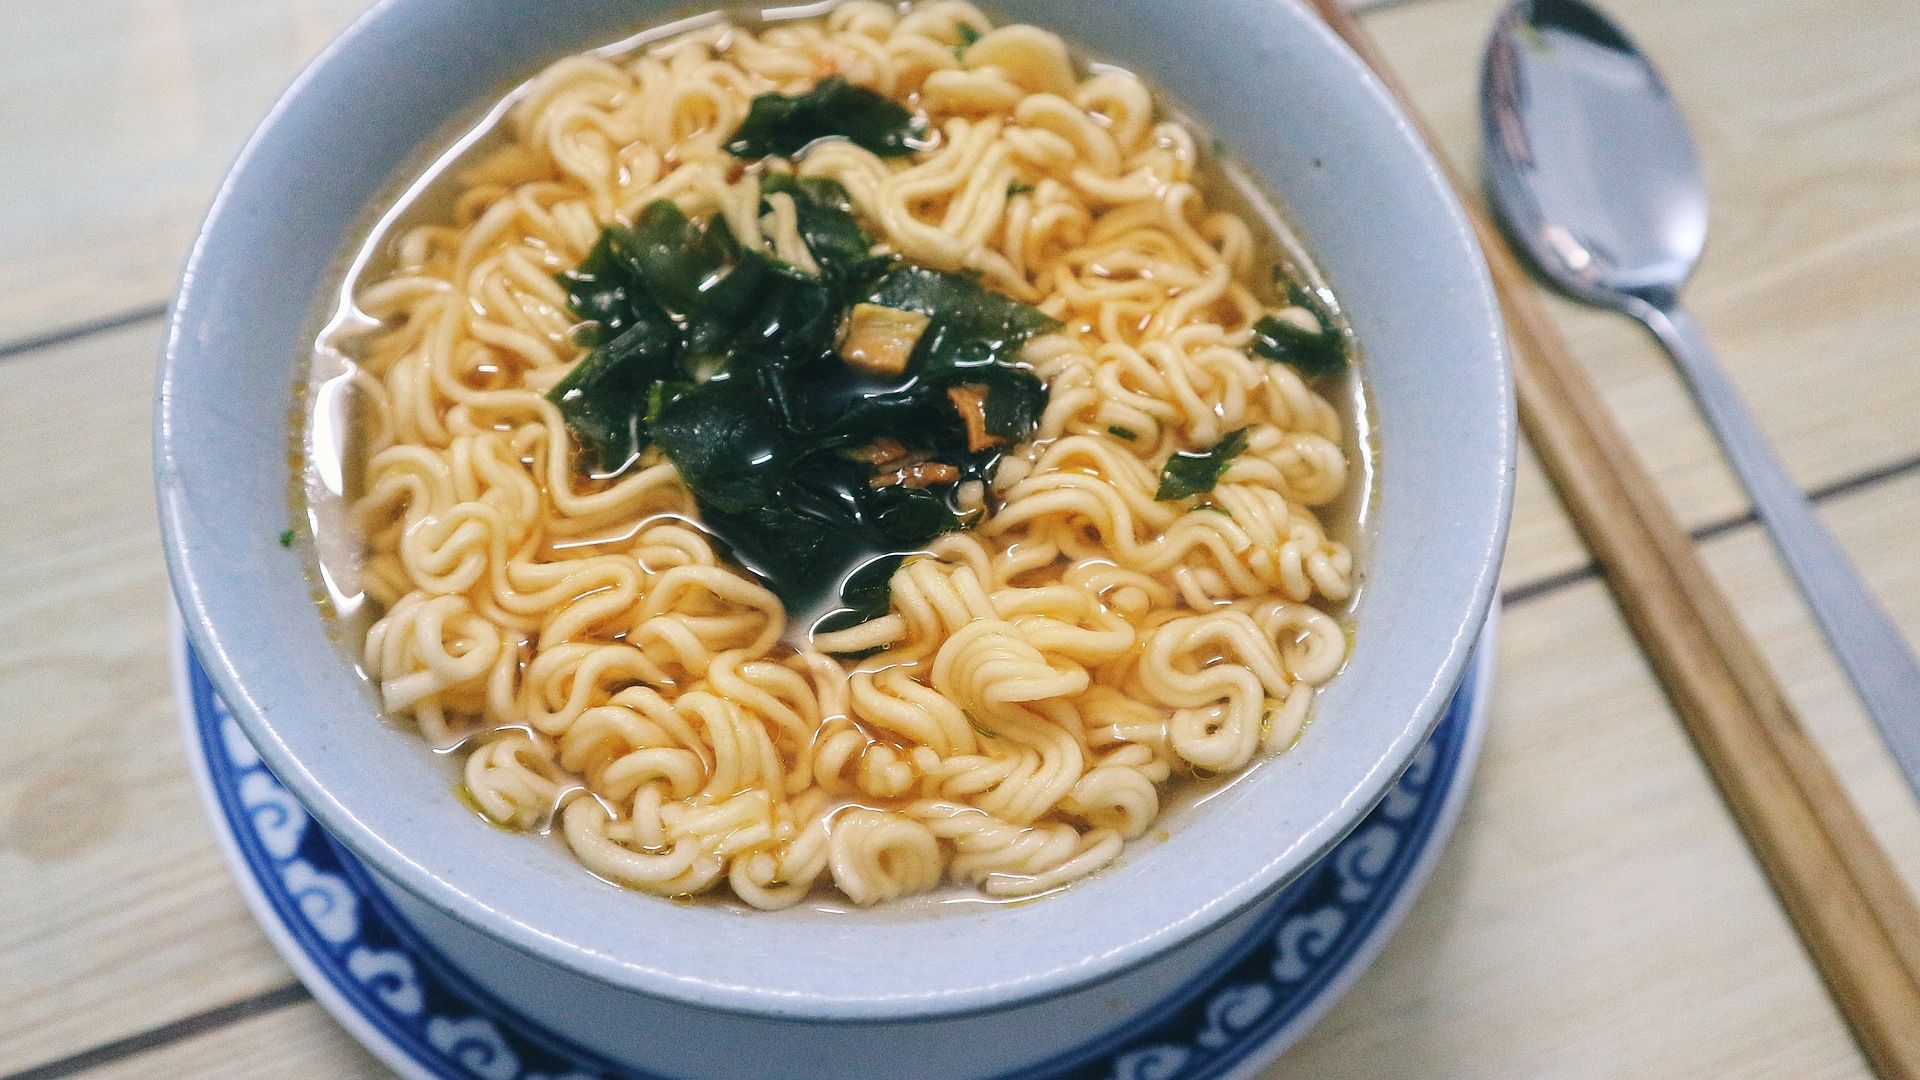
[158, 0, 1511, 1021]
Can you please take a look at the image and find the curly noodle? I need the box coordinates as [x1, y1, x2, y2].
[332, 1, 1354, 909]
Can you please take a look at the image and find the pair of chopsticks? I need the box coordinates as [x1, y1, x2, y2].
[1303, 1, 1920, 1074]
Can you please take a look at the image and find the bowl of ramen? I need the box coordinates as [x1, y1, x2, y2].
[158, 0, 1510, 1066]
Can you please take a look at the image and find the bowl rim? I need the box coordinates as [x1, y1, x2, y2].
[157, 0, 1514, 1022]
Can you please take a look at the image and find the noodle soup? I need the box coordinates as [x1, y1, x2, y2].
[307, 0, 1367, 911]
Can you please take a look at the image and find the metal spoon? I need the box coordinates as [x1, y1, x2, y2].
[1480, 0, 1920, 797]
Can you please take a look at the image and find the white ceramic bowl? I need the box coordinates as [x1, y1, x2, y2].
[157, 0, 1512, 1039]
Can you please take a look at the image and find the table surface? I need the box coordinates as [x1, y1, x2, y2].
[6, 0, 1920, 1076]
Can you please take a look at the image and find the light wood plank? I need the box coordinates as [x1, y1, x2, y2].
[1272, 590, 1860, 1078]
[1695, 473, 1920, 898]
[1269, 490, 1920, 1079]
[0, 321, 298, 1073]
[0, 0, 369, 345]
[1371, 0, 1920, 593]
[6, 0, 1920, 1075]
[66, 1001, 388, 1080]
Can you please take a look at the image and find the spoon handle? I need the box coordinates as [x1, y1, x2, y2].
[1637, 300, 1920, 792]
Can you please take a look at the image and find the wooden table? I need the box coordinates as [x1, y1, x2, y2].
[5, 0, 1918, 1076]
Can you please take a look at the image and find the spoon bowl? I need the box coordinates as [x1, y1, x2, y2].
[1482, 0, 1706, 308]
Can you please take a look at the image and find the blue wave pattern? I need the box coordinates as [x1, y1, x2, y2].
[194, 655, 622, 1080]
[1093, 737, 1449, 1080]
[191, 647, 1467, 1080]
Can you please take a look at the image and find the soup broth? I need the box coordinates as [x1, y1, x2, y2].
[305, 0, 1373, 911]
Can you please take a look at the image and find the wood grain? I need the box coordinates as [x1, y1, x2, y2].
[1, 0, 1919, 1077]
[1270, 476, 1920, 1080]
[0, 0, 368, 346]
[1367, 0, 1920, 593]
[62, 1001, 386, 1080]
[1303, 0, 1920, 1073]
[0, 322, 299, 1074]
[1276, 579, 1868, 1079]
[1699, 477, 1920, 901]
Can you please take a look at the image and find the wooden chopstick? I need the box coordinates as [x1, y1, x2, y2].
[1303, 2, 1920, 1074]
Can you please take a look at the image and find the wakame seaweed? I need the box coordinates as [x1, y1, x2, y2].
[646, 373, 967, 608]
[548, 195, 1053, 612]
[1156, 428, 1251, 501]
[726, 77, 924, 159]
[547, 303, 682, 473]
[817, 553, 910, 633]
[623, 200, 739, 312]
[758, 174, 890, 282]
[559, 228, 650, 348]
[811, 551, 913, 657]
[548, 199, 848, 470]
[866, 265, 1059, 351]
[1250, 279, 1348, 376]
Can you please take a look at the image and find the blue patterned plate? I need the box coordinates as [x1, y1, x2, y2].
[175, 612, 1492, 1080]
